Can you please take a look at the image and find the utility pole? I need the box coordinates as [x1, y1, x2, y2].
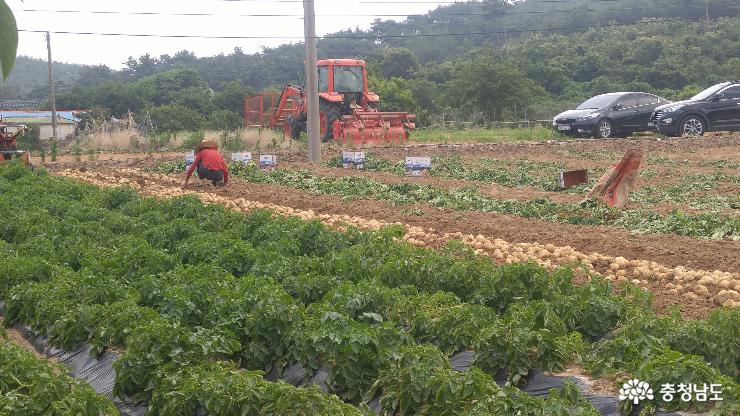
[303, 0, 321, 162]
[46, 32, 58, 140]
[705, 0, 711, 32]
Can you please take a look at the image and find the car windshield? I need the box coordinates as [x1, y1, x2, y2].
[576, 94, 621, 110]
[690, 83, 731, 101]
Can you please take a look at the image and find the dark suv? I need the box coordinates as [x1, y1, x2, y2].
[553, 92, 669, 139]
[650, 81, 740, 136]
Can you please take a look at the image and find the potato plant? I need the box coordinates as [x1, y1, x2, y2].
[0, 341, 119, 415]
[0, 163, 737, 415]
[157, 161, 740, 239]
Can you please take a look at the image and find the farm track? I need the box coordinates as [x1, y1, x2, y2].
[56, 167, 739, 320]
[240, 161, 739, 215]
[45, 156, 739, 215]
[42, 133, 740, 214]
[0, 318, 46, 361]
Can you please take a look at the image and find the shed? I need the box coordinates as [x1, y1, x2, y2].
[0, 110, 81, 140]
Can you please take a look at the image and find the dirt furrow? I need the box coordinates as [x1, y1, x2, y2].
[57, 168, 740, 319]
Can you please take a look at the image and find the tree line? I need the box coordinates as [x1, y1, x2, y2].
[2, 0, 739, 131]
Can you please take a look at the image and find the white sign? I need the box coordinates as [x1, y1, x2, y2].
[342, 151, 366, 170]
[405, 157, 432, 177]
[259, 155, 278, 170]
[185, 151, 195, 170]
[231, 152, 253, 164]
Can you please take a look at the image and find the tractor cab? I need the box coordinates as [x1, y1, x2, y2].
[317, 59, 380, 112]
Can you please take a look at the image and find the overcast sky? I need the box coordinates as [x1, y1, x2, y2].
[8, 0, 448, 69]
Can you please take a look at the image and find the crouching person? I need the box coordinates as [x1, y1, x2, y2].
[181, 140, 229, 188]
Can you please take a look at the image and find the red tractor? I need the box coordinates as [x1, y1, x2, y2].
[0, 117, 30, 166]
[244, 59, 415, 145]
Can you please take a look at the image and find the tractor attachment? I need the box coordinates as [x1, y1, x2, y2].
[336, 110, 415, 146]
[587, 149, 643, 209]
[0, 150, 31, 166]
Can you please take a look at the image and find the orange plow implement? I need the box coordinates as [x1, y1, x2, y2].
[588, 149, 643, 209]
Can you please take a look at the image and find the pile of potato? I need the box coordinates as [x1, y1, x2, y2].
[57, 168, 740, 309]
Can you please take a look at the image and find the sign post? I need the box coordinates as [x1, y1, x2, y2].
[405, 157, 432, 177]
[342, 151, 366, 170]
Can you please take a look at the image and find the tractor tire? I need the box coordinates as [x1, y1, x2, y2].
[285, 115, 304, 140]
[319, 100, 342, 143]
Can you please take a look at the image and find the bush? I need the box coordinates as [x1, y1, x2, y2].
[209, 109, 243, 131]
[219, 130, 244, 152]
[179, 130, 205, 151]
[151, 103, 207, 133]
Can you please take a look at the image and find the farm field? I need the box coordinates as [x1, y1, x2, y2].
[3, 133, 738, 415]
[5, 0, 740, 413]
[43, 134, 740, 316]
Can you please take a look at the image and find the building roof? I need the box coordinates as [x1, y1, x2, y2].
[0, 110, 80, 123]
[4, 117, 76, 125]
[0, 99, 46, 111]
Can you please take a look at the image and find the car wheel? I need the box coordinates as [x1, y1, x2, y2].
[596, 119, 613, 139]
[680, 116, 705, 137]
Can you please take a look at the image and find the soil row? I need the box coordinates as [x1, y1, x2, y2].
[57, 168, 740, 319]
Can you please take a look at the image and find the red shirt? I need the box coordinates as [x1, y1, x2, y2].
[185, 148, 229, 183]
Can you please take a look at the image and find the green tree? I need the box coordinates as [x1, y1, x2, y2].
[56, 86, 95, 111]
[369, 47, 420, 79]
[368, 75, 419, 114]
[77, 65, 114, 86]
[719, 58, 740, 80]
[173, 86, 215, 114]
[95, 81, 148, 117]
[213, 80, 254, 115]
[443, 55, 547, 119]
[151, 104, 206, 133]
[208, 110, 243, 131]
[676, 85, 702, 100]
[407, 79, 440, 112]
[136, 69, 210, 106]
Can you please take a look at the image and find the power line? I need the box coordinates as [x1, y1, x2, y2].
[214, 0, 718, 2]
[23, 9, 306, 18]
[21, 2, 736, 18]
[209, 0, 632, 2]
[213, 0, 459, 3]
[18, 17, 698, 40]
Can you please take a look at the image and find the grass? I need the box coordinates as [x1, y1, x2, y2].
[72, 128, 289, 153]
[410, 127, 567, 143]
[699, 159, 740, 170]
